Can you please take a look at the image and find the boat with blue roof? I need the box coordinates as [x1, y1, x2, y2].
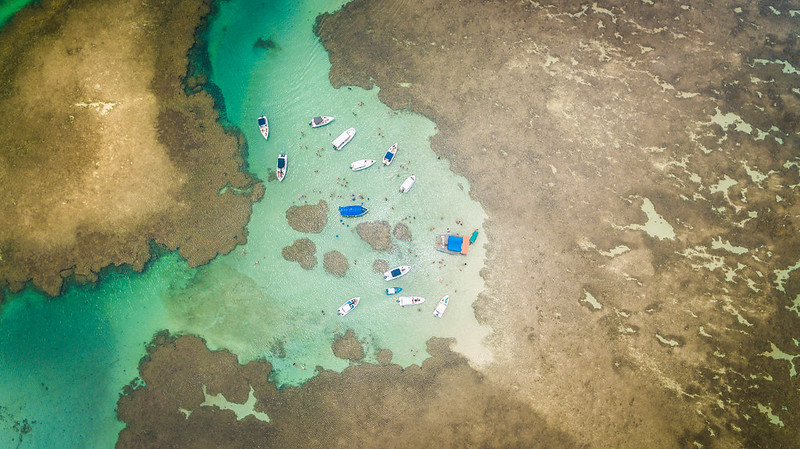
[383, 143, 398, 166]
[257, 115, 269, 140]
[339, 205, 368, 217]
[435, 233, 469, 255]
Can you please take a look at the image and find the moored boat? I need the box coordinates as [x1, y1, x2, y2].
[350, 159, 376, 171]
[469, 229, 479, 244]
[435, 233, 469, 255]
[399, 175, 416, 193]
[386, 287, 402, 295]
[397, 296, 426, 307]
[309, 116, 334, 128]
[383, 143, 398, 166]
[433, 295, 450, 318]
[339, 205, 369, 217]
[384, 265, 411, 281]
[338, 297, 360, 316]
[332, 127, 356, 150]
[276, 153, 287, 182]
[257, 115, 269, 140]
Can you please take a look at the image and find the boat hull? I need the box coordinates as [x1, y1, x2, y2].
[399, 175, 416, 193]
[257, 115, 269, 140]
[435, 233, 469, 255]
[333, 127, 356, 150]
[339, 205, 368, 217]
[276, 153, 287, 182]
[433, 295, 450, 318]
[386, 287, 402, 295]
[397, 296, 426, 307]
[309, 116, 334, 128]
[383, 143, 398, 165]
[338, 297, 360, 316]
[384, 265, 411, 281]
[350, 159, 376, 171]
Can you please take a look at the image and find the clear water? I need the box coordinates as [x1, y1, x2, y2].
[0, 0, 490, 447]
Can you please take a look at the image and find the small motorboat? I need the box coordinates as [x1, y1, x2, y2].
[276, 153, 287, 182]
[384, 265, 411, 281]
[469, 229, 479, 244]
[257, 115, 269, 140]
[350, 159, 376, 171]
[309, 116, 334, 128]
[338, 297, 360, 316]
[397, 296, 425, 307]
[399, 175, 416, 193]
[383, 143, 398, 166]
[386, 287, 402, 295]
[332, 127, 356, 150]
[435, 234, 469, 255]
[433, 295, 450, 318]
[339, 205, 369, 217]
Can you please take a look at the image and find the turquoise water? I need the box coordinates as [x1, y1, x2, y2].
[0, 0, 490, 446]
[0, 0, 35, 28]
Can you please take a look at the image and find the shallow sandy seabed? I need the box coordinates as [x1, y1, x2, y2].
[315, 0, 800, 447]
[0, 0, 261, 297]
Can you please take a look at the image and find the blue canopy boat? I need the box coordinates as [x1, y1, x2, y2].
[435, 233, 470, 255]
[339, 205, 369, 217]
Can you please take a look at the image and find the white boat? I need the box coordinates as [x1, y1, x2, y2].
[332, 127, 356, 150]
[350, 159, 376, 171]
[276, 153, 287, 182]
[397, 296, 426, 307]
[338, 297, 360, 316]
[384, 265, 411, 281]
[383, 143, 398, 165]
[309, 116, 334, 128]
[433, 295, 449, 318]
[257, 115, 269, 140]
[399, 175, 416, 193]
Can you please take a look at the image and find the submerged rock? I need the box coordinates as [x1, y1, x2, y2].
[331, 329, 365, 362]
[356, 221, 393, 251]
[323, 250, 349, 277]
[376, 349, 393, 365]
[0, 0, 262, 297]
[393, 222, 412, 241]
[286, 200, 329, 233]
[373, 259, 389, 274]
[281, 238, 317, 270]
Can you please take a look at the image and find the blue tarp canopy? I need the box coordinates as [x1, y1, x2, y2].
[447, 236, 463, 252]
[258, 117, 266, 125]
[339, 205, 367, 217]
[277, 158, 285, 168]
[384, 151, 394, 161]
